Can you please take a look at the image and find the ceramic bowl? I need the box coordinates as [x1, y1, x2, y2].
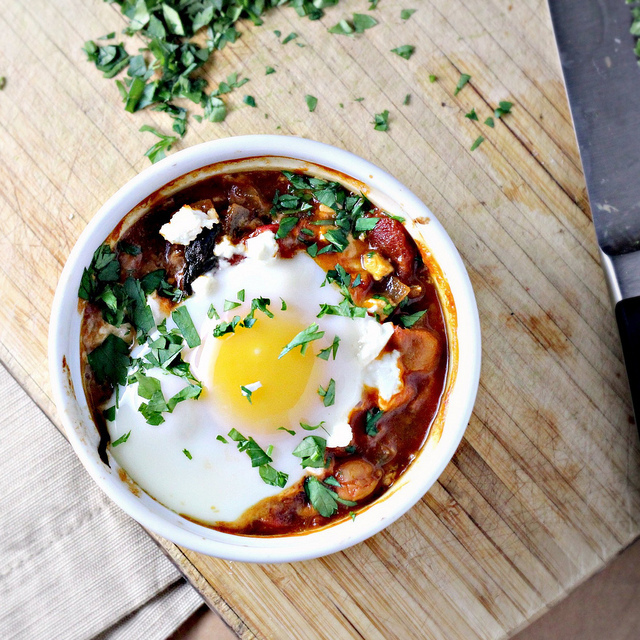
[49, 135, 481, 562]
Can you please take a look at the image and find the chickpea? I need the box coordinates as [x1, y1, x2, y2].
[334, 459, 382, 502]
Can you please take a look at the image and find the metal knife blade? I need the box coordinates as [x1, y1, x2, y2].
[548, 0, 640, 298]
[548, 0, 640, 422]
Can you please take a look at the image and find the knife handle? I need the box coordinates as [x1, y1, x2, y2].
[615, 296, 640, 429]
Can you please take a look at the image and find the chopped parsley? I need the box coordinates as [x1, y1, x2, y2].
[329, 14, 377, 35]
[305, 94, 318, 112]
[317, 336, 341, 361]
[278, 426, 296, 435]
[139, 125, 177, 164]
[429, 74, 437, 83]
[183, 448, 192, 459]
[265, 66, 276, 75]
[228, 429, 288, 488]
[87, 334, 131, 387]
[276, 216, 299, 239]
[216, 435, 228, 444]
[240, 385, 255, 403]
[243, 95, 257, 107]
[494, 101, 513, 119]
[103, 405, 116, 421]
[292, 435, 327, 468]
[112, 431, 131, 447]
[403, 94, 411, 106]
[484, 117, 495, 128]
[278, 323, 325, 358]
[470, 135, 485, 151]
[401, 9, 417, 20]
[365, 407, 384, 436]
[391, 45, 415, 60]
[300, 421, 326, 431]
[304, 476, 357, 517]
[399, 309, 427, 327]
[454, 73, 471, 96]
[213, 315, 241, 337]
[282, 32, 298, 44]
[207, 304, 220, 320]
[223, 299, 242, 311]
[171, 306, 200, 348]
[317, 378, 336, 407]
[372, 110, 390, 131]
[280, 298, 287, 311]
[465, 108, 478, 121]
[117, 240, 141, 255]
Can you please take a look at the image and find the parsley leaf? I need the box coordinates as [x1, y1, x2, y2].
[401, 9, 417, 20]
[282, 32, 298, 44]
[317, 336, 341, 360]
[112, 431, 131, 447]
[292, 435, 327, 468]
[365, 407, 384, 436]
[259, 464, 288, 488]
[305, 94, 318, 112]
[372, 110, 390, 131]
[183, 448, 192, 459]
[243, 95, 257, 107]
[318, 378, 336, 407]
[391, 45, 415, 60]
[171, 306, 200, 348]
[470, 135, 485, 151]
[494, 100, 513, 119]
[139, 125, 177, 163]
[484, 116, 495, 128]
[399, 309, 427, 327]
[278, 323, 325, 358]
[276, 216, 299, 238]
[87, 334, 131, 386]
[278, 426, 296, 435]
[305, 476, 338, 517]
[465, 108, 478, 121]
[454, 73, 471, 96]
[265, 66, 276, 75]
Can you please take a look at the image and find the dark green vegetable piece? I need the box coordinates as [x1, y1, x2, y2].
[139, 125, 177, 163]
[87, 334, 131, 387]
[305, 94, 318, 112]
[470, 135, 485, 151]
[494, 101, 513, 119]
[391, 45, 415, 60]
[372, 110, 389, 131]
[454, 73, 471, 96]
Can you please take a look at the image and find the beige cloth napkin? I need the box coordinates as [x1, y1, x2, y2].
[0, 363, 203, 639]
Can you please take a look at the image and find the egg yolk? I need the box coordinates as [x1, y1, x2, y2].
[211, 315, 317, 433]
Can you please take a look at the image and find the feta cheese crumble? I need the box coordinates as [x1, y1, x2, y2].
[159, 205, 218, 246]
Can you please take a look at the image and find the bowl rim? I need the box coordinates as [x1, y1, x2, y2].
[49, 135, 481, 562]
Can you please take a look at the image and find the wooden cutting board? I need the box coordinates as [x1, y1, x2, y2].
[1, 0, 639, 638]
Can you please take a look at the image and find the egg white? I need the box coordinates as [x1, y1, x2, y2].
[107, 232, 401, 524]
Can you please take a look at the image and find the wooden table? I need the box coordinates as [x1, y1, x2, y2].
[2, 0, 639, 638]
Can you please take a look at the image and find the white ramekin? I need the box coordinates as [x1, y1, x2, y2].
[49, 135, 481, 562]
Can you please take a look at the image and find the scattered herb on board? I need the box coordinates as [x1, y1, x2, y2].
[139, 125, 177, 164]
[429, 74, 437, 83]
[243, 95, 257, 107]
[401, 9, 417, 20]
[494, 100, 513, 119]
[391, 45, 415, 60]
[0, 77, 6, 90]
[403, 93, 411, 105]
[329, 13, 377, 35]
[83, 0, 366, 162]
[372, 110, 390, 131]
[305, 94, 318, 112]
[454, 73, 471, 95]
[484, 116, 495, 128]
[265, 66, 276, 75]
[470, 135, 485, 151]
[465, 108, 478, 121]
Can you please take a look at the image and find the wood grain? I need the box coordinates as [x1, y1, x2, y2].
[1, 0, 639, 638]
